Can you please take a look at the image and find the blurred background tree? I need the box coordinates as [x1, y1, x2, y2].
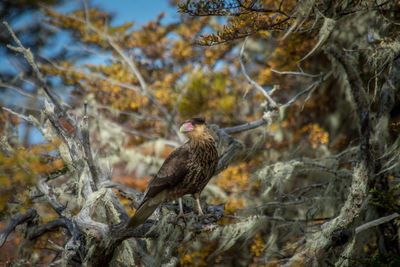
[1, 0, 400, 266]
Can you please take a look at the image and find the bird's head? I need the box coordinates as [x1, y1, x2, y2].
[180, 117, 208, 139]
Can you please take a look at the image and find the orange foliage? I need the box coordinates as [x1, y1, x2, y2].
[224, 197, 245, 215]
[216, 162, 250, 193]
[297, 123, 329, 148]
[250, 233, 265, 257]
[179, 242, 218, 267]
[114, 175, 150, 192]
[391, 121, 400, 133]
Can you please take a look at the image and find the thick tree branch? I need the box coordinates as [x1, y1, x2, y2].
[82, 102, 100, 190]
[101, 180, 143, 207]
[0, 209, 38, 248]
[355, 212, 400, 234]
[222, 114, 271, 134]
[27, 218, 68, 240]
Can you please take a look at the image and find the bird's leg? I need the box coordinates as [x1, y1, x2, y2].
[194, 193, 204, 216]
[178, 197, 184, 217]
[174, 198, 187, 224]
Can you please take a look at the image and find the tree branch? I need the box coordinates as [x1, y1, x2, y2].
[82, 101, 100, 190]
[27, 218, 68, 240]
[222, 113, 272, 134]
[355, 212, 400, 234]
[281, 74, 329, 109]
[101, 180, 143, 207]
[239, 37, 278, 110]
[0, 209, 38, 248]
[271, 65, 323, 78]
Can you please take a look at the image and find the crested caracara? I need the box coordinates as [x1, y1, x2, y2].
[127, 117, 218, 228]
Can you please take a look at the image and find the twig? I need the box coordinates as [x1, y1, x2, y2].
[0, 80, 41, 99]
[49, 259, 63, 267]
[48, 239, 64, 251]
[281, 73, 330, 109]
[172, 85, 189, 117]
[48, 62, 141, 93]
[2, 107, 42, 129]
[281, 182, 329, 200]
[239, 37, 278, 110]
[271, 66, 324, 78]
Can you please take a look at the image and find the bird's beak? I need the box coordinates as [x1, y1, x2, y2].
[180, 122, 194, 133]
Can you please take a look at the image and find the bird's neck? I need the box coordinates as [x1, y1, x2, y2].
[188, 134, 215, 149]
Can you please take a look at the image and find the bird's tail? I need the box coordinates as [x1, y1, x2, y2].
[127, 199, 159, 229]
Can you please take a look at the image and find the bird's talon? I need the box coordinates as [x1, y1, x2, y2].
[176, 213, 188, 223]
[198, 213, 219, 224]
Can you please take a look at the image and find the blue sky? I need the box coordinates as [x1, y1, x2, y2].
[60, 0, 178, 27]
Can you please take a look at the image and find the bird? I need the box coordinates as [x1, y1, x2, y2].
[127, 117, 219, 228]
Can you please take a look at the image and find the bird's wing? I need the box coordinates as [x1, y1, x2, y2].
[139, 144, 190, 207]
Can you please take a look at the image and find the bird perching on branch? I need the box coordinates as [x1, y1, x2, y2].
[127, 117, 219, 229]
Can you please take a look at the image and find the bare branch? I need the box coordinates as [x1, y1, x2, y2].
[271, 66, 324, 78]
[0, 80, 41, 99]
[239, 37, 278, 110]
[2, 106, 42, 129]
[355, 212, 400, 234]
[281, 78, 324, 109]
[222, 113, 273, 134]
[27, 218, 68, 240]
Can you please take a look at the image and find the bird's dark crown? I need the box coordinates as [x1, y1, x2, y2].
[188, 117, 206, 125]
